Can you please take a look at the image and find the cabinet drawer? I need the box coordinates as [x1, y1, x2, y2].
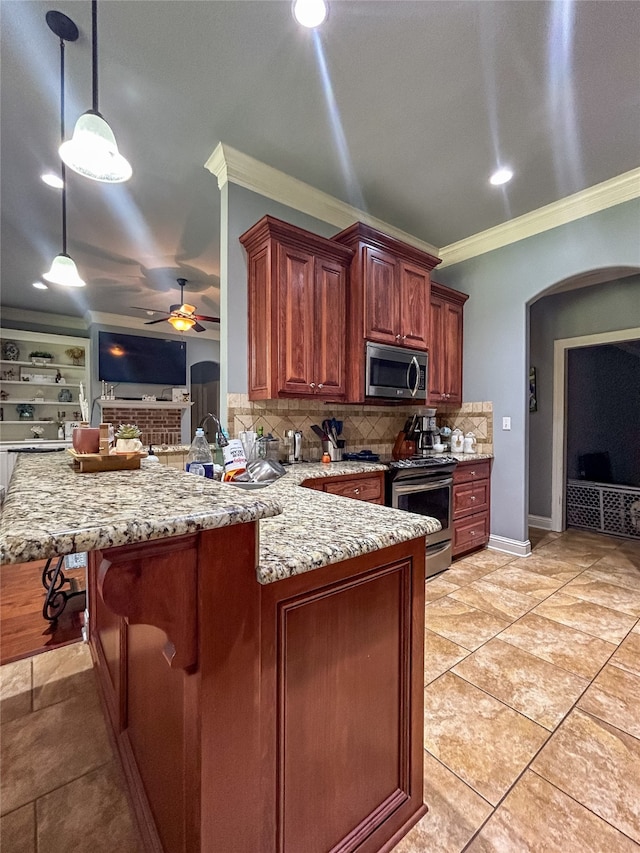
[303, 472, 384, 504]
[453, 459, 491, 485]
[452, 511, 489, 556]
[452, 480, 489, 520]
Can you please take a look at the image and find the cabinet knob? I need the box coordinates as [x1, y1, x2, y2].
[309, 382, 316, 388]
[395, 334, 401, 341]
[471, 530, 476, 536]
[471, 471, 476, 477]
[471, 495, 476, 501]
[353, 488, 360, 495]
[402, 335, 407, 340]
[317, 383, 324, 389]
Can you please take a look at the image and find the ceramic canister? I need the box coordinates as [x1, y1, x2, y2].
[72, 427, 100, 454]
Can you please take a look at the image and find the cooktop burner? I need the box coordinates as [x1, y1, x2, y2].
[389, 455, 458, 469]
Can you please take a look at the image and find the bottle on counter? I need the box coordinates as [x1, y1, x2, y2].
[186, 428, 214, 478]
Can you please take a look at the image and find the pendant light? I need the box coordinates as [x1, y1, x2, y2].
[43, 11, 86, 288]
[59, 0, 131, 183]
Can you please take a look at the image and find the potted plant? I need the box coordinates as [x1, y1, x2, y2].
[115, 423, 143, 453]
[29, 350, 54, 365]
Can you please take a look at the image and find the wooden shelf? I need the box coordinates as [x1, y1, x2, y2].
[0, 359, 85, 370]
[0, 380, 81, 388]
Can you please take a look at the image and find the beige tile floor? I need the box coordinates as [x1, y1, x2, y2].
[396, 528, 640, 853]
[1, 528, 639, 852]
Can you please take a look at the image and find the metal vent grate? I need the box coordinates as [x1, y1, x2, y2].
[566, 480, 640, 539]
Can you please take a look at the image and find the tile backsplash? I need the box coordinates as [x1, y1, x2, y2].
[227, 395, 493, 460]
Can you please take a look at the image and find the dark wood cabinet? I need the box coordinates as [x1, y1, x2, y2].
[303, 470, 385, 504]
[332, 222, 440, 402]
[428, 282, 468, 406]
[452, 458, 491, 557]
[240, 216, 353, 401]
[89, 525, 427, 853]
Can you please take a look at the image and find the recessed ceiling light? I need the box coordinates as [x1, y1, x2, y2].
[32, 281, 49, 290]
[489, 167, 513, 186]
[292, 0, 328, 28]
[41, 172, 64, 189]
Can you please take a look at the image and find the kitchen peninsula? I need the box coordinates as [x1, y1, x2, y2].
[1, 453, 438, 853]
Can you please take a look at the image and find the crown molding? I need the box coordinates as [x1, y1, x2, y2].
[1, 307, 88, 332]
[205, 142, 441, 258]
[439, 168, 640, 267]
[84, 311, 220, 340]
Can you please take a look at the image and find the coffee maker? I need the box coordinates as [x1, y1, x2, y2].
[416, 409, 439, 456]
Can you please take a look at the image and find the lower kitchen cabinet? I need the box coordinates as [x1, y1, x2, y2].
[302, 471, 384, 504]
[452, 458, 491, 557]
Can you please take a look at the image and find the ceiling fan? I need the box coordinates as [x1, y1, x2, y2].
[131, 278, 220, 333]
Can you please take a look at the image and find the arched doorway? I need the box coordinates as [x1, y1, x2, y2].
[527, 268, 640, 532]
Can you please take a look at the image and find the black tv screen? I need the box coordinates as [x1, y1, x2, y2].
[98, 331, 187, 386]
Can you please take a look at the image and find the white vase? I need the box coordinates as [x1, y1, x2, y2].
[116, 438, 142, 453]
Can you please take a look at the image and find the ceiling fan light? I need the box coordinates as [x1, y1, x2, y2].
[59, 110, 132, 183]
[42, 253, 86, 287]
[168, 315, 196, 332]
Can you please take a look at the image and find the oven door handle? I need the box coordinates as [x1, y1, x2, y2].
[393, 476, 452, 495]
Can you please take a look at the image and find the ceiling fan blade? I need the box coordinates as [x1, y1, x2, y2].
[194, 314, 220, 323]
[144, 318, 170, 325]
[193, 322, 207, 333]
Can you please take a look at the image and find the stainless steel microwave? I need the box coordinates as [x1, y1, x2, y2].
[365, 342, 428, 400]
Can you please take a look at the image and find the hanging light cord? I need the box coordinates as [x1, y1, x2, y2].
[92, 0, 99, 113]
[58, 33, 68, 255]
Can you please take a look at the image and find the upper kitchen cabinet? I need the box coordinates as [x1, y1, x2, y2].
[240, 216, 353, 401]
[332, 222, 440, 402]
[427, 282, 469, 406]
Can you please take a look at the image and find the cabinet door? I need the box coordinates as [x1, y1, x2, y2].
[398, 262, 429, 350]
[314, 257, 347, 399]
[442, 300, 464, 404]
[427, 294, 446, 403]
[363, 247, 399, 345]
[277, 243, 316, 396]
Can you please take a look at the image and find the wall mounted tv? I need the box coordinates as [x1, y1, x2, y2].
[98, 331, 187, 386]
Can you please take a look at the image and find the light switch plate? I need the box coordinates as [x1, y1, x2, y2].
[502, 417, 511, 430]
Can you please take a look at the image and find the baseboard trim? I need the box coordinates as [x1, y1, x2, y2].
[528, 515, 553, 531]
[488, 535, 532, 557]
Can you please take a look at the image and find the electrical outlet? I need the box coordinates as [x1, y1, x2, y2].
[502, 417, 511, 430]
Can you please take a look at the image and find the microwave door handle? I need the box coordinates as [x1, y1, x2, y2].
[407, 356, 420, 397]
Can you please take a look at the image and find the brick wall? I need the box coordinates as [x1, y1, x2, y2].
[100, 407, 182, 448]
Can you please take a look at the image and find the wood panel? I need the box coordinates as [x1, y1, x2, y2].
[398, 261, 430, 349]
[428, 282, 468, 406]
[315, 256, 347, 397]
[302, 472, 384, 504]
[453, 458, 491, 485]
[363, 247, 398, 345]
[453, 511, 490, 555]
[247, 244, 272, 399]
[452, 458, 492, 558]
[278, 244, 315, 395]
[442, 299, 464, 404]
[260, 540, 427, 853]
[452, 480, 490, 519]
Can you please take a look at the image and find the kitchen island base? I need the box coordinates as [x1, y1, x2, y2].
[88, 524, 427, 853]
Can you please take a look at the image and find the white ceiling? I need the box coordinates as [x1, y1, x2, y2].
[1, 0, 639, 324]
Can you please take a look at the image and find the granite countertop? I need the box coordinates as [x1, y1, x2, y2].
[0, 454, 438, 584]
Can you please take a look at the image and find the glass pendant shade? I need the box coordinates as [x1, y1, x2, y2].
[59, 110, 132, 183]
[43, 253, 86, 287]
[168, 315, 196, 332]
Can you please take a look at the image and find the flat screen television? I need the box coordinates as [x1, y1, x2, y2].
[98, 331, 187, 386]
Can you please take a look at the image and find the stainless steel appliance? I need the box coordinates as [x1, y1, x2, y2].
[386, 456, 457, 577]
[365, 342, 427, 400]
[416, 409, 438, 455]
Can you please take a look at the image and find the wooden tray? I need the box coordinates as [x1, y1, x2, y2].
[66, 448, 146, 473]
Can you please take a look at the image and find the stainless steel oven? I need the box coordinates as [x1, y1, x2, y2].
[386, 457, 457, 577]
